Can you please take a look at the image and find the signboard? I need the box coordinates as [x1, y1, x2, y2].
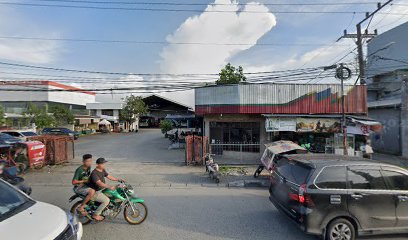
[296, 118, 341, 133]
[347, 124, 370, 136]
[266, 118, 296, 132]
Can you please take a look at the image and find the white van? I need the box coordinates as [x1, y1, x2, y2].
[0, 179, 82, 240]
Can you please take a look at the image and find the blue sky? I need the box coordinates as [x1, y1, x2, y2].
[0, 0, 407, 104]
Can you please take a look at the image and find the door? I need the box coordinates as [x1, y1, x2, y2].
[347, 167, 397, 230]
[382, 169, 408, 229]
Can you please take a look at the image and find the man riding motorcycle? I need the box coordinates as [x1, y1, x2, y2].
[72, 154, 95, 216]
[87, 157, 123, 221]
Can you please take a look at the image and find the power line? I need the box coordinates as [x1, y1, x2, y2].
[0, 36, 352, 47]
[31, 0, 383, 7]
[0, 60, 326, 77]
[0, 1, 381, 14]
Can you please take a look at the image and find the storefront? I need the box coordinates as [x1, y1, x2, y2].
[195, 83, 372, 163]
[264, 115, 381, 156]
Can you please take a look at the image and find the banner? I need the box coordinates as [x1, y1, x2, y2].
[296, 118, 341, 133]
[347, 124, 370, 136]
[265, 118, 296, 132]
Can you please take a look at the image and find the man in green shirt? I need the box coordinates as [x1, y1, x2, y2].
[72, 154, 95, 215]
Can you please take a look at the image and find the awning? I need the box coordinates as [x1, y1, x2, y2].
[348, 117, 382, 133]
[98, 119, 111, 126]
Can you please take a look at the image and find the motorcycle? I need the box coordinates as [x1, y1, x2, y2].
[205, 154, 220, 183]
[69, 181, 147, 225]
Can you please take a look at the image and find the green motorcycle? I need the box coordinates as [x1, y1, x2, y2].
[69, 181, 147, 225]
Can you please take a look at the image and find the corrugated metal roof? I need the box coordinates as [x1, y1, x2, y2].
[195, 84, 367, 115]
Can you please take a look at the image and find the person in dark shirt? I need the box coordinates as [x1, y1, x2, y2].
[87, 157, 122, 221]
[72, 154, 95, 216]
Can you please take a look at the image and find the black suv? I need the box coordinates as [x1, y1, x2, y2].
[269, 154, 408, 240]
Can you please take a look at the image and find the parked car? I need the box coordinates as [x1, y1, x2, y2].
[0, 133, 22, 145]
[1, 130, 38, 141]
[0, 178, 83, 240]
[42, 128, 80, 140]
[268, 154, 408, 240]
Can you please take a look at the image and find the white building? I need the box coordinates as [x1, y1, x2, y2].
[0, 81, 96, 128]
[86, 102, 139, 132]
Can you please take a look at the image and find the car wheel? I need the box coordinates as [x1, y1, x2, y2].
[326, 218, 355, 240]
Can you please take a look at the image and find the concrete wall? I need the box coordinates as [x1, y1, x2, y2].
[366, 21, 408, 79]
[369, 108, 401, 155]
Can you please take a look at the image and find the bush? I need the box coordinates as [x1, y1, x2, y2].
[160, 120, 173, 135]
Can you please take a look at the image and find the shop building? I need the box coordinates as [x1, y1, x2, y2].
[195, 83, 377, 164]
[141, 94, 194, 127]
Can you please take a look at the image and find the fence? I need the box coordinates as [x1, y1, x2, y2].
[209, 142, 261, 165]
[28, 135, 75, 165]
[185, 135, 209, 166]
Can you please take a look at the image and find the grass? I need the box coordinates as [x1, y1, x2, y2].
[219, 166, 248, 175]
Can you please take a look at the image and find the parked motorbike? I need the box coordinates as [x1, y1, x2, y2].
[69, 181, 147, 225]
[0, 162, 32, 195]
[205, 154, 220, 183]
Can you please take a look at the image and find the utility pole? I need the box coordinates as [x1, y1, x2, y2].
[336, 64, 352, 155]
[337, 0, 393, 85]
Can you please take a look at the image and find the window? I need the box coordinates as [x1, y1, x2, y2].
[347, 168, 387, 190]
[275, 158, 312, 185]
[382, 171, 408, 191]
[315, 166, 347, 189]
[102, 110, 114, 116]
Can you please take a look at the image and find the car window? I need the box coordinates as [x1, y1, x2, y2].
[275, 158, 312, 185]
[21, 132, 37, 136]
[382, 171, 408, 191]
[5, 132, 21, 137]
[315, 166, 347, 189]
[347, 168, 387, 190]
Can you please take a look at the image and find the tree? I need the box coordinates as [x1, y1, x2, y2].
[216, 63, 246, 85]
[160, 119, 173, 135]
[49, 105, 74, 126]
[120, 95, 148, 126]
[24, 103, 56, 129]
[0, 106, 5, 126]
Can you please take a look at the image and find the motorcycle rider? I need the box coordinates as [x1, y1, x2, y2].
[72, 154, 95, 216]
[87, 157, 123, 221]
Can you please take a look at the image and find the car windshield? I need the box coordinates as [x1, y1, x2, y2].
[22, 132, 38, 136]
[0, 180, 32, 221]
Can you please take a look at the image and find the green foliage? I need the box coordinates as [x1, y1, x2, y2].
[160, 120, 173, 134]
[49, 105, 74, 125]
[216, 63, 246, 85]
[0, 106, 5, 125]
[120, 95, 148, 124]
[24, 103, 56, 129]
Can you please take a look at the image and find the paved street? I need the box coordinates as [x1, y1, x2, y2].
[26, 129, 407, 240]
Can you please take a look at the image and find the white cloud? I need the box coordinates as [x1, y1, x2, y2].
[160, 0, 277, 74]
[0, 6, 61, 64]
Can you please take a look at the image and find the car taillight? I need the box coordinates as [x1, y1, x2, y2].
[299, 184, 314, 208]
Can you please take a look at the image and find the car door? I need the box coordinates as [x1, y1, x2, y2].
[347, 166, 397, 230]
[381, 168, 408, 229]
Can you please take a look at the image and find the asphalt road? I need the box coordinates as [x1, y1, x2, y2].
[27, 129, 407, 240]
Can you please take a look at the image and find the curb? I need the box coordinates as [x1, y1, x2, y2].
[227, 179, 269, 188]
